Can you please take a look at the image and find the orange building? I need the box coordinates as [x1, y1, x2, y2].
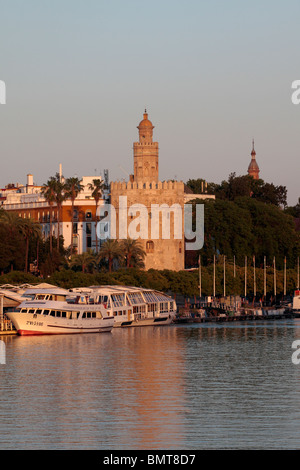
[1, 172, 108, 254]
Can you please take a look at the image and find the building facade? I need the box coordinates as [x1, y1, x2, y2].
[1, 171, 108, 255]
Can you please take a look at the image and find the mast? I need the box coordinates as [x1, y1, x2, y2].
[198, 255, 202, 299]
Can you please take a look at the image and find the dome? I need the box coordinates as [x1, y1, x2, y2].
[138, 110, 154, 129]
[248, 159, 259, 171]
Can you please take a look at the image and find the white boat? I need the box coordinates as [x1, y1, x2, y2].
[293, 290, 300, 314]
[70, 285, 177, 328]
[6, 287, 114, 336]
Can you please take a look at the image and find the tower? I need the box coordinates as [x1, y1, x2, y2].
[248, 139, 260, 180]
[133, 110, 159, 183]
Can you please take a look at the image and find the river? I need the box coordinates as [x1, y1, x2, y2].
[1, 320, 300, 450]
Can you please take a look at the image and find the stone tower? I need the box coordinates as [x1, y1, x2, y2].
[110, 110, 185, 271]
[133, 110, 159, 183]
[248, 139, 260, 180]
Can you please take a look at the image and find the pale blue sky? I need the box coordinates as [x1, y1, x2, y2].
[0, 0, 299, 204]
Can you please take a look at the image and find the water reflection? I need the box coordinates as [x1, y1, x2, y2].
[1, 321, 300, 449]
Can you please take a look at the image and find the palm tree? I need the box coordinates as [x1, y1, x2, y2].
[69, 249, 98, 273]
[120, 238, 146, 268]
[41, 177, 57, 253]
[52, 173, 66, 251]
[19, 219, 42, 273]
[64, 177, 84, 256]
[98, 239, 122, 272]
[88, 179, 105, 253]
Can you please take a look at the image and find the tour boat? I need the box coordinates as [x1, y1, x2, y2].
[70, 285, 177, 328]
[6, 287, 114, 336]
[293, 290, 300, 314]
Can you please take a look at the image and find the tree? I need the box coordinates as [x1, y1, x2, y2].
[0, 210, 26, 271]
[285, 197, 300, 218]
[51, 173, 66, 251]
[69, 249, 98, 273]
[120, 238, 146, 268]
[88, 179, 105, 253]
[98, 239, 122, 272]
[64, 177, 84, 256]
[19, 219, 42, 273]
[41, 177, 57, 253]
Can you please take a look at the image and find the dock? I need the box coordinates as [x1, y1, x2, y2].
[0, 320, 17, 335]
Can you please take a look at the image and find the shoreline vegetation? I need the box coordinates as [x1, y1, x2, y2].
[0, 265, 298, 299]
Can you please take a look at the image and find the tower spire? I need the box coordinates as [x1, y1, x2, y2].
[248, 139, 260, 180]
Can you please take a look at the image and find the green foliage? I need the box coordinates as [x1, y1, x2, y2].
[187, 174, 288, 207]
[187, 196, 299, 268]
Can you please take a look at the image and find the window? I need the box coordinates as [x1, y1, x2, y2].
[85, 211, 92, 220]
[86, 222, 92, 248]
[146, 240, 154, 253]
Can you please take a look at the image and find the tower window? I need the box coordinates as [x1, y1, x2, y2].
[146, 241, 154, 253]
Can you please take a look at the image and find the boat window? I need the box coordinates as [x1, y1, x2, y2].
[43, 310, 50, 315]
[29, 309, 35, 313]
[113, 311, 117, 317]
[127, 292, 144, 305]
[111, 293, 125, 308]
[91, 312, 96, 319]
[36, 294, 46, 300]
[56, 311, 61, 317]
[61, 311, 67, 318]
[82, 312, 93, 319]
[36, 309, 42, 315]
[50, 311, 55, 316]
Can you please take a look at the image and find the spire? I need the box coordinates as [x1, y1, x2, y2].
[251, 138, 256, 157]
[248, 139, 260, 180]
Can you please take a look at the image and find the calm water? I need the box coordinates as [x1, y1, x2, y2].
[1, 320, 300, 450]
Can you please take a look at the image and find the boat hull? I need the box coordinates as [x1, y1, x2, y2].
[114, 315, 174, 328]
[6, 312, 114, 336]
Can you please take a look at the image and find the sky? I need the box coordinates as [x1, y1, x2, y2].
[0, 0, 299, 204]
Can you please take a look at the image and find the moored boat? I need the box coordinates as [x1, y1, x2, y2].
[292, 290, 300, 314]
[6, 287, 114, 336]
[70, 285, 177, 328]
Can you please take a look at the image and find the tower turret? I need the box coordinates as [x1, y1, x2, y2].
[133, 110, 159, 183]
